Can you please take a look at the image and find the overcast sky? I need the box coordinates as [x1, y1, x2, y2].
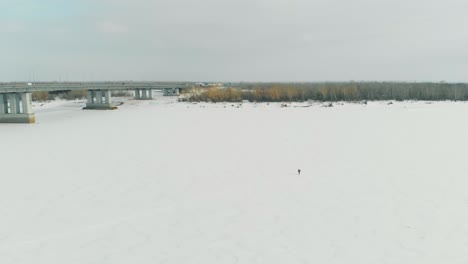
[1, 0, 467, 82]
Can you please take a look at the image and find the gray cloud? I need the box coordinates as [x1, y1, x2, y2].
[1, 0, 468, 82]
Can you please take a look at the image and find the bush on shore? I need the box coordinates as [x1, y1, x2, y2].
[59, 90, 87, 100]
[32, 90, 88, 101]
[32, 91, 51, 101]
[112, 90, 132, 97]
[181, 82, 468, 102]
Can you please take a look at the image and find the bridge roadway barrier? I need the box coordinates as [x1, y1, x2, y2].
[0, 82, 190, 93]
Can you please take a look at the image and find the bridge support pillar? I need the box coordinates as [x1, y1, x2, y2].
[147, 89, 153, 99]
[84, 90, 117, 110]
[134, 89, 153, 100]
[0, 93, 35, 123]
[163, 88, 180, 96]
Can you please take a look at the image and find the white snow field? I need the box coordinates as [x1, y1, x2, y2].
[1, 96, 468, 263]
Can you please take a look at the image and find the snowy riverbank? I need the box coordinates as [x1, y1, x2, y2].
[1, 97, 468, 263]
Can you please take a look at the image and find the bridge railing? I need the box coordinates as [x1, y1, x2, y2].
[0, 82, 193, 93]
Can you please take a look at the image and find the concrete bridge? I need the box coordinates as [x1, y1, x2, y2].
[0, 82, 190, 123]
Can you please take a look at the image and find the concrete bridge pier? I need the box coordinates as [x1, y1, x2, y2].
[134, 89, 153, 100]
[0, 93, 35, 123]
[163, 88, 180, 96]
[84, 90, 117, 110]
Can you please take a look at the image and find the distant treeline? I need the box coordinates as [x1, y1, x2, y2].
[182, 82, 468, 102]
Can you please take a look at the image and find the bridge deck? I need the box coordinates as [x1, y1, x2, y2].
[0, 82, 192, 93]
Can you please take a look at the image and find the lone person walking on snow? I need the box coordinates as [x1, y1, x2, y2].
[298, 169, 301, 175]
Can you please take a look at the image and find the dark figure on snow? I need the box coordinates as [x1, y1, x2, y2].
[298, 169, 301, 175]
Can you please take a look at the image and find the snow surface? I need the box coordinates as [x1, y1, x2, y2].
[1, 95, 468, 263]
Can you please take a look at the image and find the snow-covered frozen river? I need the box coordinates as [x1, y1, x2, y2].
[1, 97, 468, 263]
